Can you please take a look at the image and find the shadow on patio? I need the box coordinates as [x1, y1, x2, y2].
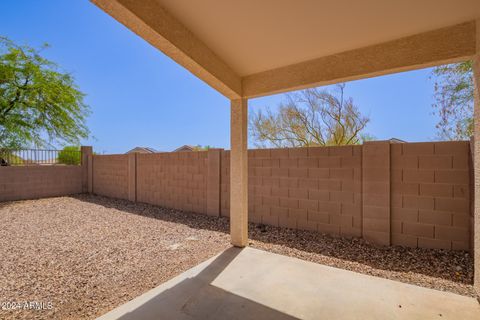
[98, 247, 297, 320]
[97, 246, 480, 320]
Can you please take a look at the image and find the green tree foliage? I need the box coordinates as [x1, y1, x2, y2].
[432, 62, 473, 140]
[0, 37, 90, 149]
[250, 84, 370, 148]
[57, 146, 81, 165]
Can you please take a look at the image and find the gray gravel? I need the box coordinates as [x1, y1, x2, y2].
[0, 195, 475, 320]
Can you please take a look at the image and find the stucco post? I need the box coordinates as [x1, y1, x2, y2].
[230, 98, 248, 247]
[473, 19, 480, 298]
[81, 146, 93, 193]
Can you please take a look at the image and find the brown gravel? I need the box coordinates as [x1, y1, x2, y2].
[0, 195, 475, 320]
[0, 195, 230, 320]
[249, 225, 475, 297]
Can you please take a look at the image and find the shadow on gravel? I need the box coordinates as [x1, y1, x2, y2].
[72, 194, 473, 287]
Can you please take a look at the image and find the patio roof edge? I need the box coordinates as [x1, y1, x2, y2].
[91, 0, 242, 99]
[242, 21, 476, 98]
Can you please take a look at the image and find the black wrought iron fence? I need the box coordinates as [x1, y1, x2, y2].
[0, 149, 82, 166]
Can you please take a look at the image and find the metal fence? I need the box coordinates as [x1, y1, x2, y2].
[0, 149, 82, 166]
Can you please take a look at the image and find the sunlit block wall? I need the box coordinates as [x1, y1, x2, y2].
[85, 141, 473, 251]
[0, 166, 82, 201]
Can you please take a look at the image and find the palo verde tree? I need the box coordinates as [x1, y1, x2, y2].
[250, 84, 370, 148]
[0, 37, 90, 149]
[431, 62, 473, 141]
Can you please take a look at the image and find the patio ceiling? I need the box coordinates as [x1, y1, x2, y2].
[92, 0, 480, 98]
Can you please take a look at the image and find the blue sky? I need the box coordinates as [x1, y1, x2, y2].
[1, 0, 439, 154]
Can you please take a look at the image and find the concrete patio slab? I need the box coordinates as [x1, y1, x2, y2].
[97, 247, 480, 320]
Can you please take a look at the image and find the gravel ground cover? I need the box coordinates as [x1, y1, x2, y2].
[0, 195, 230, 320]
[249, 226, 475, 297]
[0, 195, 475, 320]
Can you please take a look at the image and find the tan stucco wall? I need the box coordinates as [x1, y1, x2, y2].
[473, 19, 480, 296]
[229, 98, 249, 247]
[91, 0, 242, 99]
[242, 22, 476, 98]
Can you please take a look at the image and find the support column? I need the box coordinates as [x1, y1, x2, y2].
[473, 19, 480, 297]
[230, 98, 248, 247]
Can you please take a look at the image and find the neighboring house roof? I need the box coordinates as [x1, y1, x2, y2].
[126, 147, 159, 154]
[389, 138, 406, 143]
[173, 145, 195, 152]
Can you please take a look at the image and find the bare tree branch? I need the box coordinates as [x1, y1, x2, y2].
[250, 84, 371, 148]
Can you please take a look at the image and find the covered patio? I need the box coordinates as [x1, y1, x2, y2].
[90, 0, 480, 318]
[98, 247, 479, 320]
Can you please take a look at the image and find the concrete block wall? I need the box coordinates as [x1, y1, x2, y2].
[221, 146, 363, 238]
[0, 146, 92, 202]
[136, 151, 210, 214]
[362, 141, 391, 245]
[20, 141, 464, 252]
[0, 166, 83, 202]
[390, 141, 471, 250]
[221, 141, 472, 250]
[1, 142, 471, 251]
[91, 154, 130, 200]
[206, 149, 222, 216]
[81, 146, 93, 192]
